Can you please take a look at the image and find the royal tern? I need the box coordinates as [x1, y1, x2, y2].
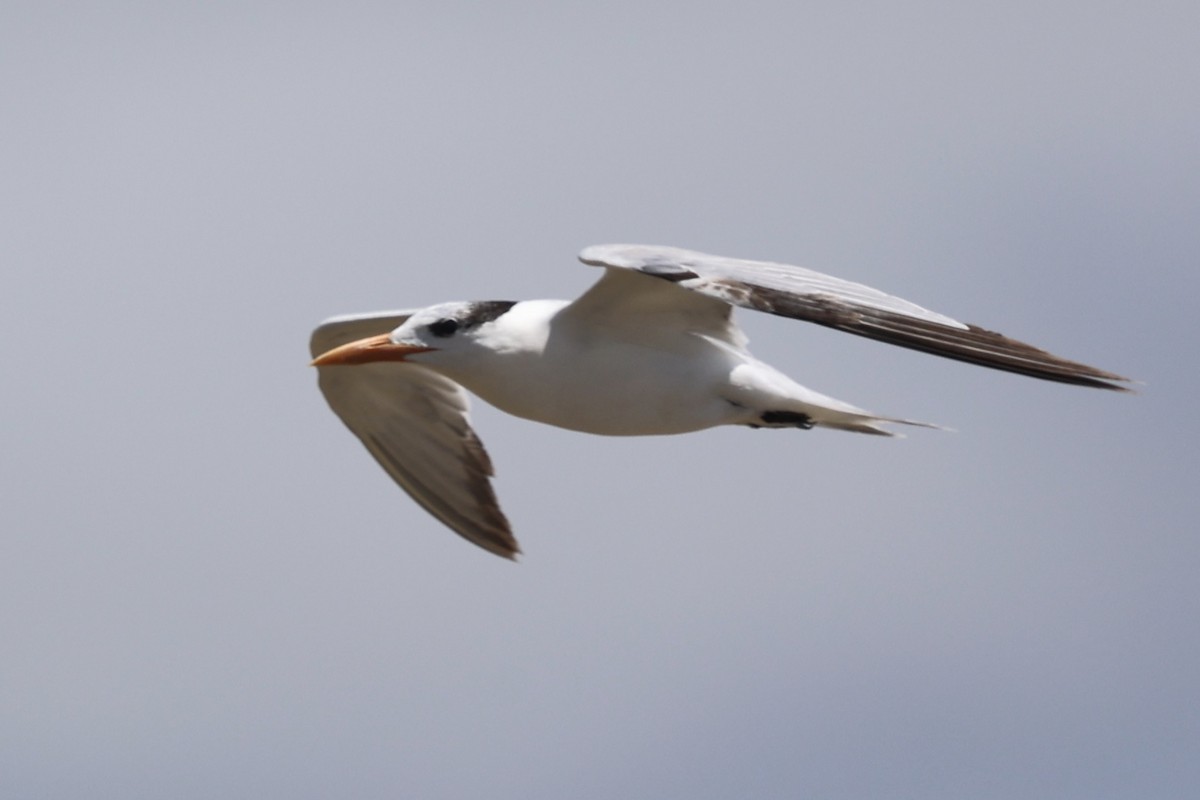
[311, 244, 1130, 559]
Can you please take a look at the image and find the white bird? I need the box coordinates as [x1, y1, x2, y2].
[311, 244, 1130, 559]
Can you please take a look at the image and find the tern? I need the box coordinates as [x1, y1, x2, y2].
[311, 244, 1130, 559]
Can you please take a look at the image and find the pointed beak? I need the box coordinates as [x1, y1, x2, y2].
[310, 333, 435, 366]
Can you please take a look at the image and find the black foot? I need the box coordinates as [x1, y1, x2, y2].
[760, 411, 815, 429]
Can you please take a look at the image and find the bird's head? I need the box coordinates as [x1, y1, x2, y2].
[310, 300, 519, 368]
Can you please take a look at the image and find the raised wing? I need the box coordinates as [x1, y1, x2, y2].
[311, 312, 518, 559]
[579, 244, 1131, 391]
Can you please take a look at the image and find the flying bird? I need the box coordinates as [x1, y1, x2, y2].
[311, 244, 1130, 559]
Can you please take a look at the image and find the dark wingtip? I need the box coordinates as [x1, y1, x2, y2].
[485, 538, 522, 562]
[1095, 380, 1138, 393]
[1050, 370, 1137, 392]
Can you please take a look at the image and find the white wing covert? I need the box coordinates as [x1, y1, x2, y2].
[311, 312, 518, 559]
[579, 244, 1131, 391]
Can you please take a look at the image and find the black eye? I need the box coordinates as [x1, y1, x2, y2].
[428, 318, 460, 338]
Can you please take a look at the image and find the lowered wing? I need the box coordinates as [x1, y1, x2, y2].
[311, 312, 518, 559]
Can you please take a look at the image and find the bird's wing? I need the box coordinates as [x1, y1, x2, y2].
[563, 255, 745, 347]
[579, 244, 1131, 390]
[311, 312, 518, 559]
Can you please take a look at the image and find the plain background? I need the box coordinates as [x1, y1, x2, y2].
[3, 2, 1197, 798]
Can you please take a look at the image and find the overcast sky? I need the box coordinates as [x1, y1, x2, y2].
[3, 2, 1197, 798]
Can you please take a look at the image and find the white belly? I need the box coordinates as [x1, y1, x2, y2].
[450, 335, 742, 436]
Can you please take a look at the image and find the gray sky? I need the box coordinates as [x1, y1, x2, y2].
[3, 2, 1197, 798]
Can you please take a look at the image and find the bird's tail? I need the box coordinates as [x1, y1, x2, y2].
[814, 411, 946, 437]
[726, 357, 947, 437]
